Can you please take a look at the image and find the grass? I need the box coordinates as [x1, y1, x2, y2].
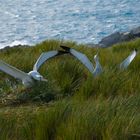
[0, 39, 140, 139]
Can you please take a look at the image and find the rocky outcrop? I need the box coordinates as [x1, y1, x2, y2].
[130, 26, 140, 38]
[98, 26, 140, 48]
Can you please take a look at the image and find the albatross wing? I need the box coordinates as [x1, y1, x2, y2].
[120, 49, 137, 70]
[60, 45, 94, 74]
[0, 60, 29, 81]
[70, 49, 95, 73]
[33, 50, 67, 71]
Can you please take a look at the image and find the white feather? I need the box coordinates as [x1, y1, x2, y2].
[120, 50, 137, 70]
[0, 60, 30, 80]
[93, 54, 103, 76]
[0, 50, 61, 87]
[0, 60, 33, 87]
[70, 49, 94, 73]
[33, 51, 58, 71]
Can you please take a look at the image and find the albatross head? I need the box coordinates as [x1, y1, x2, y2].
[94, 53, 99, 63]
[28, 71, 48, 82]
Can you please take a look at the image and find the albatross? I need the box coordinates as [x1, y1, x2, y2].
[0, 50, 67, 87]
[60, 45, 103, 76]
[120, 49, 137, 70]
[93, 53, 103, 76]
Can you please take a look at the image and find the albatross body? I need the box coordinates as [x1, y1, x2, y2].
[0, 50, 67, 87]
[93, 54, 103, 76]
[60, 45, 102, 76]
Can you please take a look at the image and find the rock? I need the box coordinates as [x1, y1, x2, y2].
[120, 32, 134, 42]
[130, 26, 140, 37]
[98, 26, 140, 48]
[99, 32, 122, 47]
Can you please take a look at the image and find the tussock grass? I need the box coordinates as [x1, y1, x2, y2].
[0, 39, 140, 139]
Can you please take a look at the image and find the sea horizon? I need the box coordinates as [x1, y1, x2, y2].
[0, 0, 140, 49]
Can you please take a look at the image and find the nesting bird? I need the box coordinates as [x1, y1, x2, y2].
[0, 50, 67, 87]
[0, 46, 137, 88]
[93, 53, 103, 76]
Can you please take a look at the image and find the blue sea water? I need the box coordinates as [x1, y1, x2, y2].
[0, 0, 140, 48]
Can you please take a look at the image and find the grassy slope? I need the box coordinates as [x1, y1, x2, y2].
[0, 39, 140, 140]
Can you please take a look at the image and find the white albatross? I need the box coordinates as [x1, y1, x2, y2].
[120, 49, 137, 70]
[93, 53, 103, 76]
[0, 50, 67, 87]
[60, 45, 103, 76]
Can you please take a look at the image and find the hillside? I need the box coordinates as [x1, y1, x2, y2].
[0, 39, 140, 140]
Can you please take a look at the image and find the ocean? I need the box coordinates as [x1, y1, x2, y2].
[0, 0, 140, 48]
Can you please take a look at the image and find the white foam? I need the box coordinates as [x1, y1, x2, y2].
[4, 11, 19, 18]
[0, 40, 32, 50]
[9, 40, 29, 47]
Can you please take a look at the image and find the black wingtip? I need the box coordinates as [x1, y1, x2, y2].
[134, 48, 138, 52]
[60, 45, 70, 52]
[58, 50, 69, 55]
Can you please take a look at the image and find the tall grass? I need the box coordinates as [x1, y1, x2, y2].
[0, 39, 140, 139]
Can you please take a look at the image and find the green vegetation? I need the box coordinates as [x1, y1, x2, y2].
[0, 39, 140, 140]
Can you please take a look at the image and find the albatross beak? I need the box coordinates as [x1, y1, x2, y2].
[41, 78, 48, 82]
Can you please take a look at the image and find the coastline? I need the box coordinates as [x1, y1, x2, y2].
[1, 26, 140, 50]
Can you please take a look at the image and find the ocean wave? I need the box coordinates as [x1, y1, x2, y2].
[0, 40, 32, 49]
[0, 0, 140, 48]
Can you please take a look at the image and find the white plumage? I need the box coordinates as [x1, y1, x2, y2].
[1, 46, 136, 88]
[70, 48, 95, 73]
[33, 51, 58, 71]
[60, 45, 102, 76]
[93, 53, 103, 76]
[120, 49, 137, 70]
[0, 50, 66, 87]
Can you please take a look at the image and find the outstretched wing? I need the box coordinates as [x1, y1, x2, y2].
[71, 49, 95, 73]
[33, 50, 67, 71]
[120, 49, 137, 70]
[0, 60, 29, 80]
[60, 45, 94, 73]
